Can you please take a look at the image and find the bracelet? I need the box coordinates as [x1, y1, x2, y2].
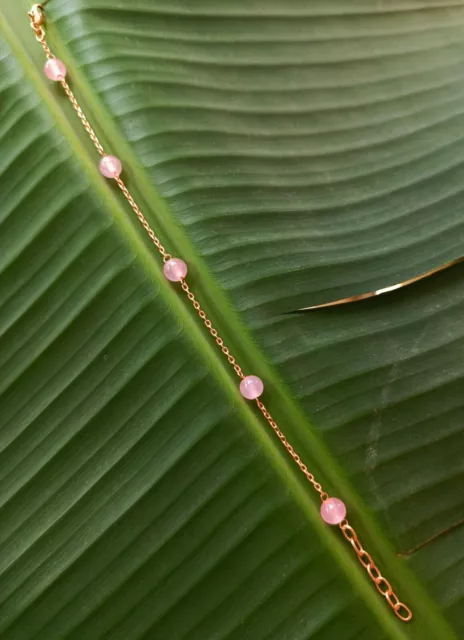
[27, 3, 413, 623]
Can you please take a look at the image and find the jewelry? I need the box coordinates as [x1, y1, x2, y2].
[27, 3, 412, 623]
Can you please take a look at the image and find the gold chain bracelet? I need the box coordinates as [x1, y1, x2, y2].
[27, 3, 412, 623]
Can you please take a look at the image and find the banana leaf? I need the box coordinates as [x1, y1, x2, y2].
[0, 0, 463, 638]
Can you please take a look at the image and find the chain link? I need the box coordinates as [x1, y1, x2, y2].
[339, 521, 413, 621]
[28, 4, 413, 624]
[60, 80, 106, 156]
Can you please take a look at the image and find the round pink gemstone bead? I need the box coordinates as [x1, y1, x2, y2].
[99, 155, 122, 179]
[163, 258, 188, 282]
[240, 375, 264, 400]
[320, 497, 347, 525]
[44, 58, 67, 81]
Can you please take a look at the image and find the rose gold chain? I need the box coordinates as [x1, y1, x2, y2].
[28, 4, 412, 623]
[61, 79, 105, 156]
[339, 522, 413, 622]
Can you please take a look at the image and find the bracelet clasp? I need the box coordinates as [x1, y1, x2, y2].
[28, 4, 45, 41]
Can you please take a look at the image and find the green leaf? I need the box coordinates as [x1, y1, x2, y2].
[0, 0, 463, 638]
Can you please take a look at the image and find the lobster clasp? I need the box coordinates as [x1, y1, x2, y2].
[28, 4, 45, 39]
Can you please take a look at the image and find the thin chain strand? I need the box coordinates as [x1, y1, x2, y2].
[60, 79, 105, 156]
[29, 5, 412, 624]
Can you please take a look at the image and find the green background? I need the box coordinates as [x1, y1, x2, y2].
[0, 1, 463, 638]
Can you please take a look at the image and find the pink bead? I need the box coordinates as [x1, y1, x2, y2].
[163, 258, 188, 282]
[240, 375, 264, 400]
[320, 497, 347, 525]
[44, 58, 67, 81]
[99, 155, 122, 179]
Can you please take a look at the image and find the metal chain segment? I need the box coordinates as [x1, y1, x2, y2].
[61, 79, 106, 156]
[340, 522, 412, 621]
[28, 4, 412, 624]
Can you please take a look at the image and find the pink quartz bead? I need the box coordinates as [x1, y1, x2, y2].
[240, 375, 264, 400]
[44, 58, 67, 81]
[99, 155, 122, 179]
[320, 497, 347, 525]
[163, 258, 188, 282]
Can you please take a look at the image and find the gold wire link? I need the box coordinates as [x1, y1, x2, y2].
[179, 280, 244, 379]
[255, 399, 327, 497]
[115, 177, 171, 260]
[339, 521, 413, 622]
[29, 3, 413, 624]
[60, 80, 105, 156]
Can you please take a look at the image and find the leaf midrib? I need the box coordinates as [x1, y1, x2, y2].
[1, 2, 456, 637]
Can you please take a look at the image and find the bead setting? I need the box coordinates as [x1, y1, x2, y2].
[163, 258, 188, 282]
[99, 155, 122, 179]
[44, 58, 67, 81]
[239, 375, 264, 400]
[320, 497, 347, 525]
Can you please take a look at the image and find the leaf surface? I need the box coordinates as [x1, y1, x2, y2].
[0, 1, 463, 638]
